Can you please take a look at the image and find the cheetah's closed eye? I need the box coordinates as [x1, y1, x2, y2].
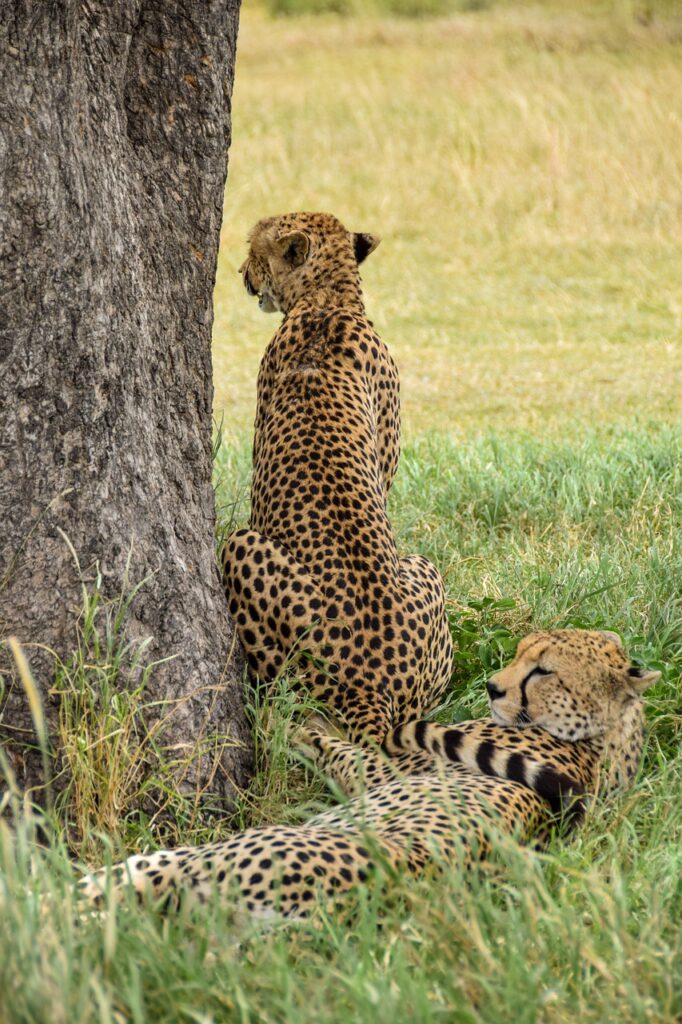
[78, 630, 658, 919]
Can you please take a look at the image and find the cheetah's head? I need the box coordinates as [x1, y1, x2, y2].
[238, 211, 380, 315]
[486, 630, 660, 742]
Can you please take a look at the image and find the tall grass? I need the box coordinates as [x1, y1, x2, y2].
[1, 4, 680, 1022]
[267, 0, 491, 16]
[215, 2, 682, 436]
[267, 0, 681, 17]
[1, 423, 678, 1023]
[214, 422, 682, 738]
[1, 747, 680, 1022]
[0, 569, 248, 864]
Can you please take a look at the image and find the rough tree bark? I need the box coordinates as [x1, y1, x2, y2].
[0, 1, 251, 809]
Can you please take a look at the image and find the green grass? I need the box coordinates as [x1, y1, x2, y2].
[3, 783, 681, 1023]
[215, 1, 682, 438]
[267, 0, 494, 16]
[2, 424, 679, 1024]
[2, 2, 682, 1022]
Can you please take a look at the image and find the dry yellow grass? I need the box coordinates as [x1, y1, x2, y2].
[213, 3, 682, 438]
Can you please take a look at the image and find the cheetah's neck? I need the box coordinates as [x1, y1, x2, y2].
[285, 271, 367, 315]
[586, 699, 646, 795]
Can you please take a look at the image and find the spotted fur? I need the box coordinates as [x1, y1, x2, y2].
[220, 212, 452, 743]
[384, 629, 658, 819]
[384, 719, 588, 826]
[78, 631, 658, 918]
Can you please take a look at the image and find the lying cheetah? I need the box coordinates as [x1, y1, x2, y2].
[220, 212, 452, 743]
[79, 631, 658, 917]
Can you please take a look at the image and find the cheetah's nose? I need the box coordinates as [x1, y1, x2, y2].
[486, 681, 504, 701]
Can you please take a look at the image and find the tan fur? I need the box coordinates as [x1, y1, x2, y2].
[78, 631, 657, 919]
[221, 212, 452, 743]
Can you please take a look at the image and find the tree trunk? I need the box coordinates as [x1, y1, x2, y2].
[0, 1, 251, 812]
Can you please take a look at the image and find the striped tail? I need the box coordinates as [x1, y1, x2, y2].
[384, 721, 586, 829]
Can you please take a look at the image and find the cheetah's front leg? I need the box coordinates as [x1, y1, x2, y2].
[295, 723, 437, 797]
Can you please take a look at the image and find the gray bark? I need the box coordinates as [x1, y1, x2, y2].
[0, 0, 251, 810]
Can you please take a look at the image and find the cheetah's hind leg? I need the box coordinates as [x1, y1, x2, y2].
[221, 528, 325, 689]
[398, 554, 453, 714]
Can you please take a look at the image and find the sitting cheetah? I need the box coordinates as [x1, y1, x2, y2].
[78, 631, 658, 917]
[220, 212, 452, 743]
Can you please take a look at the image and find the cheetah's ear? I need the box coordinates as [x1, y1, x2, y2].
[600, 630, 623, 648]
[276, 231, 310, 268]
[626, 666, 661, 693]
[353, 233, 381, 264]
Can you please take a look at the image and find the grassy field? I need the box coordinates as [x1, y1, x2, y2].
[2, 2, 682, 1022]
[3, 426, 681, 1023]
[214, 0, 682, 436]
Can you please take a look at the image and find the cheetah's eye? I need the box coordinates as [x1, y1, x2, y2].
[522, 666, 553, 685]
